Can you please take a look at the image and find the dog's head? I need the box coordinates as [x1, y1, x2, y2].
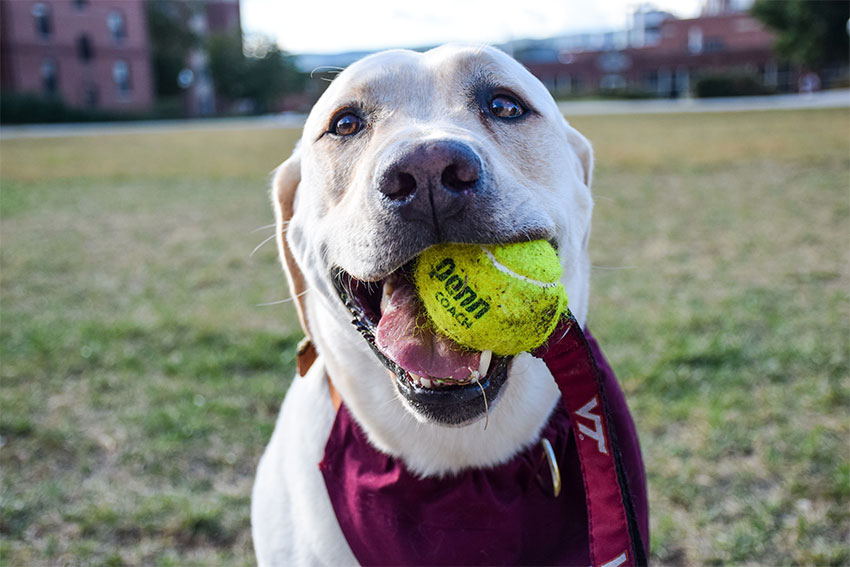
[273, 45, 594, 474]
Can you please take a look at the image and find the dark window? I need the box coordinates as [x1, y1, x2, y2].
[107, 11, 127, 42]
[77, 35, 94, 63]
[704, 38, 725, 53]
[41, 59, 58, 95]
[74, 0, 88, 9]
[32, 3, 51, 38]
[572, 77, 583, 92]
[644, 70, 659, 90]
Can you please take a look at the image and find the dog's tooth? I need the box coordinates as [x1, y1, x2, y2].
[478, 350, 493, 378]
[381, 281, 394, 313]
[420, 377, 432, 389]
[469, 370, 480, 383]
[409, 372, 422, 385]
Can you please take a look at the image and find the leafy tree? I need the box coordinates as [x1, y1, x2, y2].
[751, 0, 850, 68]
[207, 33, 305, 113]
[207, 33, 245, 101]
[146, 1, 198, 98]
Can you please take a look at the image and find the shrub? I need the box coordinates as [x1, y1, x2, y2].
[694, 74, 776, 98]
[597, 87, 656, 100]
[0, 92, 190, 124]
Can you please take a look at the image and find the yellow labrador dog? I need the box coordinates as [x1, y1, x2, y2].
[252, 44, 645, 566]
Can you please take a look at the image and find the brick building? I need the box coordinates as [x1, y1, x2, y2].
[0, 0, 241, 116]
[524, 11, 786, 97]
[0, 0, 155, 110]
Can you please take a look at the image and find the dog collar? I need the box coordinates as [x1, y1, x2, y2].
[319, 321, 649, 566]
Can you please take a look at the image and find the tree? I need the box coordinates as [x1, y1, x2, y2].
[207, 33, 305, 113]
[751, 0, 850, 68]
[146, 1, 197, 98]
[207, 32, 245, 101]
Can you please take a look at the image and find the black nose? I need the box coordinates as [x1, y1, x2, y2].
[376, 140, 483, 218]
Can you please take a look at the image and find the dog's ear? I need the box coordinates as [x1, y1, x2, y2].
[271, 144, 312, 342]
[563, 119, 593, 188]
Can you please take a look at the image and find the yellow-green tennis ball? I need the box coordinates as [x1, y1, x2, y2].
[414, 240, 567, 356]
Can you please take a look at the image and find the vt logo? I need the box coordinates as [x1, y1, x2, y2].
[575, 396, 608, 455]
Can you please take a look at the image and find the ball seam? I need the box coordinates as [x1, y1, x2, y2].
[480, 246, 560, 288]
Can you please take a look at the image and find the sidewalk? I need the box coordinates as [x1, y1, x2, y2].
[557, 89, 849, 116]
[0, 112, 307, 140]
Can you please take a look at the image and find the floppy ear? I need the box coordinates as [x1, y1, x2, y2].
[563, 119, 594, 188]
[271, 145, 312, 342]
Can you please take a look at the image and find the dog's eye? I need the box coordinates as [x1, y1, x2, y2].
[489, 95, 524, 119]
[332, 113, 364, 136]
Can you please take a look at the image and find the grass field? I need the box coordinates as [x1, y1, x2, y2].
[1, 108, 848, 565]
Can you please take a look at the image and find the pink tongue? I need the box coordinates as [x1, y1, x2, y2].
[375, 279, 480, 380]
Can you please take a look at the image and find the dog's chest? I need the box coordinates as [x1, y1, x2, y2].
[320, 401, 591, 565]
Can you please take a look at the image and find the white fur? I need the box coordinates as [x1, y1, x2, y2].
[252, 44, 595, 566]
[251, 360, 357, 565]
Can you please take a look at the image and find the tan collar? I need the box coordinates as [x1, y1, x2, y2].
[297, 338, 341, 411]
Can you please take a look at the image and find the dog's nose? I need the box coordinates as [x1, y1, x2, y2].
[377, 140, 482, 216]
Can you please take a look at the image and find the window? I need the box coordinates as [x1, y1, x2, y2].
[688, 27, 703, 55]
[113, 60, 131, 95]
[41, 59, 58, 95]
[77, 35, 94, 63]
[107, 11, 127, 42]
[32, 3, 51, 38]
[600, 74, 626, 90]
[644, 70, 659, 91]
[74, 0, 89, 10]
[704, 38, 725, 53]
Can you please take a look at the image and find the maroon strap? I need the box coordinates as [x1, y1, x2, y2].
[534, 314, 648, 567]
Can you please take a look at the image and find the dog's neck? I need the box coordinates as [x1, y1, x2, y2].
[304, 292, 565, 477]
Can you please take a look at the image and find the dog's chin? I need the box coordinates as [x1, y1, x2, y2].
[331, 264, 512, 427]
[392, 358, 510, 426]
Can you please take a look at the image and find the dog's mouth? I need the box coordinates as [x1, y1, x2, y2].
[332, 262, 511, 426]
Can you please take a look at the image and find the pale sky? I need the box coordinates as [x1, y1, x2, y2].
[241, 0, 704, 54]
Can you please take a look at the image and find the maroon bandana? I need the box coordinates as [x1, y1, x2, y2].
[320, 324, 649, 566]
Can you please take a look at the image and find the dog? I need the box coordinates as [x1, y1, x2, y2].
[252, 44, 648, 566]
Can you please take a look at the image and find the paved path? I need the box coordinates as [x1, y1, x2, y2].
[558, 89, 849, 116]
[0, 113, 308, 140]
[1, 90, 847, 140]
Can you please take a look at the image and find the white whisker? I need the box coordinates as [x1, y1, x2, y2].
[555, 317, 574, 343]
[476, 379, 490, 431]
[251, 233, 278, 257]
[251, 223, 276, 233]
[311, 66, 345, 78]
[256, 288, 310, 306]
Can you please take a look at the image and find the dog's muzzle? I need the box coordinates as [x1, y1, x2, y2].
[332, 264, 511, 426]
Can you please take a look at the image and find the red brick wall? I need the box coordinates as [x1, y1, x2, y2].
[655, 13, 775, 53]
[0, 0, 154, 111]
[525, 13, 781, 95]
[205, 0, 241, 34]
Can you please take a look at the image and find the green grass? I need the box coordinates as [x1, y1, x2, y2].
[1, 109, 848, 564]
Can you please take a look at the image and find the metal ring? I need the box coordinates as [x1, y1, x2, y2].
[540, 437, 561, 498]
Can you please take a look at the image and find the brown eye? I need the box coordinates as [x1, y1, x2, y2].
[490, 95, 524, 118]
[333, 113, 363, 136]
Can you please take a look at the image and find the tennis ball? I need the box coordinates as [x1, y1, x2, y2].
[414, 240, 567, 356]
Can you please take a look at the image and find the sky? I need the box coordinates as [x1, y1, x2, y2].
[241, 0, 704, 55]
